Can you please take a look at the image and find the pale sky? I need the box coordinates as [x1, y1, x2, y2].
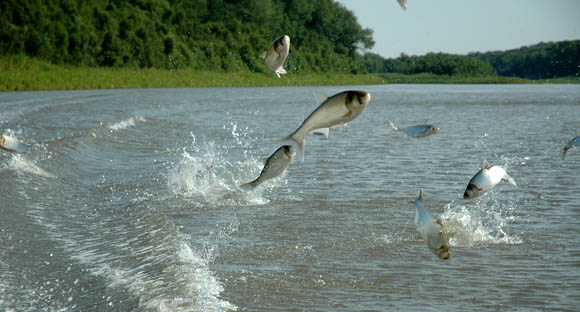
[336, 0, 580, 58]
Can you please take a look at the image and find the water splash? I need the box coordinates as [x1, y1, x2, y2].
[108, 116, 147, 131]
[440, 194, 522, 247]
[4, 154, 56, 178]
[167, 128, 279, 205]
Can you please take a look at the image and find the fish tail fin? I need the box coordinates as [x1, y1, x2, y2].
[280, 133, 305, 163]
[562, 146, 569, 160]
[259, 51, 267, 59]
[388, 120, 398, 131]
[412, 189, 424, 227]
[240, 180, 258, 190]
[504, 174, 517, 186]
[275, 72, 281, 78]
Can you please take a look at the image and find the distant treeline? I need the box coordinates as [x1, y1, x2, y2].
[363, 52, 496, 77]
[0, 0, 373, 73]
[469, 40, 580, 79]
[363, 40, 580, 80]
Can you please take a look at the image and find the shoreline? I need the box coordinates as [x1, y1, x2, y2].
[1, 56, 578, 92]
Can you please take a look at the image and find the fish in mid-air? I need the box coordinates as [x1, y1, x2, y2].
[561, 135, 580, 159]
[0, 134, 30, 153]
[240, 145, 295, 190]
[281, 90, 371, 162]
[413, 190, 450, 260]
[260, 35, 290, 78]
[389, 121, 439, 138]
[463, 160, 517, 199]
[397, 0, 407, 10]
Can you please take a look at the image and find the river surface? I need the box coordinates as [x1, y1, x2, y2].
[1, 84, 579, 311]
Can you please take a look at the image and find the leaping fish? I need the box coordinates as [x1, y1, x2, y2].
[0, 134, 30, 153]
[397, 0, 407, 10]
[240, 145, 295, 190]
[463, 160, 517, 199]
[281, 90, 371, 162]
[389, 121, 439, 138]
[562, 135, 580, 160]
[413, 190, 450, 260]
[260, 35, 290, 78]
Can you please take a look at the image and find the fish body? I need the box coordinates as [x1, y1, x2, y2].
[413, 190, 450, 260]
[240, 145, 295, 189]
[463, 160, 517, 199]
[397, 0, 407, 10]
[282, 90, 371, 162]
[0, 134, 30, 153]
[260, 35, 290, 78]
[562, 135, 580, 159]
[389, 121, 439, 138]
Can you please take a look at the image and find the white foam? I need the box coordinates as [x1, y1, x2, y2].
[5, 154, 56, 178]
[440, 196, 522, 247]
[33, 214, 237, 312]
[167, 132, 275, 205]
[108, 116, 146, 131]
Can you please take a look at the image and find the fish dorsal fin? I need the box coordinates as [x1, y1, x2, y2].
[482, 159, 489, 169]
[417, 189, 423, 201]
[314, 92, 329, 105]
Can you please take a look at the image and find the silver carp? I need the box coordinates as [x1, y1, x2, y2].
[562, 135, 580, 160]
[413, 190, 450, 260]
[281, 90, 371, 162]
[240, 145, 295, 190]
[397, 0, 407, 10]
[0, 134, 30, 153]
[389, 120, 439, 138]
[463, 160, 517, 199]
[260, 35, 290, 78]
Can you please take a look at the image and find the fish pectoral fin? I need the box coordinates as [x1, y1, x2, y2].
[342, 111, 353, 118]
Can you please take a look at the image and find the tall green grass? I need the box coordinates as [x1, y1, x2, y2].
[3, 55, 572, 92]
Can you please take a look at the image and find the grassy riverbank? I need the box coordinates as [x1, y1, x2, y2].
[1, 55, 576, 91]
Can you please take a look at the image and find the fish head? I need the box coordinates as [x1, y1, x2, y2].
[274, 35, 290, 53]
[283, 145, 296, 158]
[463, 183, 480, 199]
[435, 244, 450, 260]
[346, 91, 371, 112]
[430, 125, 440, 133]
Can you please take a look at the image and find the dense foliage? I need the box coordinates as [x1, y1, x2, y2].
[363, 52, 496, 77]
[469, 40, 580, 79]
[364, 40, 580, 80]
[1, 0, 577, 79]
[0, 0, 374, 73]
